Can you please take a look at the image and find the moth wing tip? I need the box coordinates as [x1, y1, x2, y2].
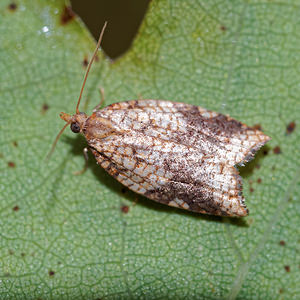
[238, 206, 249, 217]
[226, 204, 249, 217]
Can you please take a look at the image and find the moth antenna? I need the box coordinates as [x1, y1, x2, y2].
[46, 121, 71, 160]
[76, 21, 108, 114]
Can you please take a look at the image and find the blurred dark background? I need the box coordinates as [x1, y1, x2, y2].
[71, 0, 150, 59]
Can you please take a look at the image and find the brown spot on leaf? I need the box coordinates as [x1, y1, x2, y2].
[82, 56, 89, 68]
[49, 270, 55, 276]
[13, 205, 19, 211]
[255, 164, 261, 169]
[279, 288, 284, 294]
[249, 187, 254, 193]
[13, 141, 18, 147]
[60, 6, 75, 25]
[284, 265, 290, 272]
[253, 124, 262, 131]
[286, 121, 295, 134]
[41, 103, 49, 114]
[8, 2, 17, 11]
[273, 146, 281, 154]
[257, 178, 262, 184]
[121, 205, 129, 213]
[220, 25, 227, 31]
[8, 161, 15, 168]
[279, 240, 285, 246]
[21, 252, 25, 257]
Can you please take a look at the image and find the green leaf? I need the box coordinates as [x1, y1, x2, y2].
[1, 0, 299, 299]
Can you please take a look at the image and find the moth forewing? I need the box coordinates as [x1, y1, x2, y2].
[81, 100, 270, 217]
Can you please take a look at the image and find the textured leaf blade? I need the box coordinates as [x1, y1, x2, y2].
[0, 0, 299, 299]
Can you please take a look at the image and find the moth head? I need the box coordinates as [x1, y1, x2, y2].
[59, 112, 87, 134]
[46, 111, 88, 160]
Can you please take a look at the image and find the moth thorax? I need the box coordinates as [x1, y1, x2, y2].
[84, 114, 116, 139]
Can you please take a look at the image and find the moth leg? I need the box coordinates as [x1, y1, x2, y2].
[74, 147, 89, 175]
[92, 87, 105, 112]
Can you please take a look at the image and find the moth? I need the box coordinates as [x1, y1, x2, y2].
[50, 22, 270, 217]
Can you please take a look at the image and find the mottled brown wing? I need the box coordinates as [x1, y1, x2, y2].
[84, 100, 270, 217]
[113, 100, 269, 165]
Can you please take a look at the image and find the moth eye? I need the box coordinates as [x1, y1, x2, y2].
[71, 122, 80, 133]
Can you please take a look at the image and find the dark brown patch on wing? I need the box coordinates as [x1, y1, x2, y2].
[146, 157, 245, 216]
[173, 103, 250, 137]
[145, 182, 226, 216]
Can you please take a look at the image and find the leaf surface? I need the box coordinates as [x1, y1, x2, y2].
[0, 0, 299, 299]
